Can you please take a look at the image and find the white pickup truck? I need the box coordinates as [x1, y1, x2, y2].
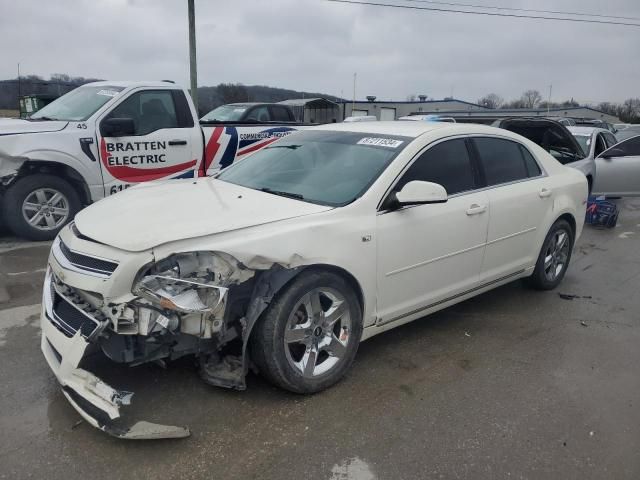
[0, 81, 309, 240]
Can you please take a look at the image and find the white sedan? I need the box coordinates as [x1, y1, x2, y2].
[41, 122, 587, 438]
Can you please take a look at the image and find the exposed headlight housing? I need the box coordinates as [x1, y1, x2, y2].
[133, 252, 233, 314]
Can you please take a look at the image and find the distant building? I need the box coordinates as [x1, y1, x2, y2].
[341, 98, 489, 121]
[339, 98, 620, 123]
[278, 98, 341, 124]
[436, 106, 621, 124]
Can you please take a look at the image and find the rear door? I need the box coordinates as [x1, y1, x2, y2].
[594, 136, 640, 196]
[97, 88, 200, 195]
[472, 136, 552, 282]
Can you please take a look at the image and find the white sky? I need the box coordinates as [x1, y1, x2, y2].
[1, 0, 639, 104]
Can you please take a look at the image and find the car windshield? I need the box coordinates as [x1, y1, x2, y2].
[216, 130, 410, 206]
[30, 85, 124, 121]
[201, 105, 248, 122]
[572, 134, 591, 155]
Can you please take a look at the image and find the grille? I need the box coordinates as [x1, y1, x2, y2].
[58, 240, 118, 276]
[49, 292, 101, 338]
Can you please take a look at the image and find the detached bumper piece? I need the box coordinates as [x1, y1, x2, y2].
[41, 269, 190, 440]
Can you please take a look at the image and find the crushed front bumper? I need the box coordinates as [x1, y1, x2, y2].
[40, 269, 190, 440]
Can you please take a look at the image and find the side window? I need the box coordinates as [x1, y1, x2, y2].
[396, 139, 475, 196]
[474, 137, 529, 186]
[604, 132, 618, 148]
[106, 90, 178, 135]
[245, 106, 271, 122]
[270, 106, 292, 122]
[519, 145, 542, 177]
[610, 136, 640, 157]
[594, 134, 608, 156]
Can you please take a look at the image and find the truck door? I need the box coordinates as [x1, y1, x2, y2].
[96, 89, 200, 195]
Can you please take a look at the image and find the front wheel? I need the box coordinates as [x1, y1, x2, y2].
[251, 270, 363, 394]
[526, 219, 574, 290]
[2, 174, 81, 241]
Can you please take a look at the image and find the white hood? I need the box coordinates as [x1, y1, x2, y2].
[0, 119, 68, 135]
[74, 178, 332, 252]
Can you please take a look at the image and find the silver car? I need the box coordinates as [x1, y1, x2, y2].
[566, 126, 640, 196]
[495, 118, 595, 192]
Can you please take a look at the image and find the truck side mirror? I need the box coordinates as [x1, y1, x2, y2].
[101, 117, 135, 137]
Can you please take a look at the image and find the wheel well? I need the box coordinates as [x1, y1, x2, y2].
[16, 161, 91, 205]
[557, 212, 576, 236]
[299, 264, 365, 313]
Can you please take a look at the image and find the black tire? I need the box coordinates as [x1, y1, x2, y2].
[526, 219, 574, 290]
[2, 174, 81, 241]
[251, 270, 363, 394]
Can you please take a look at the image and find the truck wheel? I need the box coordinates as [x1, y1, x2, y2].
[251, 270, 363, 394]
[2, 174, 81, 241]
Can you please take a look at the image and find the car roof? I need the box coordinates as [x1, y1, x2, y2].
[567, 126, 609, 135]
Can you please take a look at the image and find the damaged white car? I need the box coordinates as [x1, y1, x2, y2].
[41, 122, 587, 438]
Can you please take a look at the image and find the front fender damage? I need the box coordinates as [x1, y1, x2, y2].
[44, 254, 306, 439]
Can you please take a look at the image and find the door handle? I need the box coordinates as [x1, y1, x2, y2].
[466, 204, 487, 215]
[168, 139, 188, 146]
[539, 188, 552, 198]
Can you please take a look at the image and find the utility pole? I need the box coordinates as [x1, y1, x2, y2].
[187, 0, 198, 113]
[17, 62, 21, 103]
[547, 84, 553, 114]
[352, 72, 357, 114]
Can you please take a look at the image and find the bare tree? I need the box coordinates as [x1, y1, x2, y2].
[406, 94, 417, 102]
[217, 83, 249, 104]
[477, 93, 503, 109]
[521, 90, 542, 109]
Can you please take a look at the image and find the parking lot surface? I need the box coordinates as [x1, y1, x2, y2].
[1, 200, 640, 480]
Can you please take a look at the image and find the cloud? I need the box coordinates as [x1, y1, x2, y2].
[1, 0, 639, 103]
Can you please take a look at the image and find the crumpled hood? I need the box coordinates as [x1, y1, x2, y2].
[0, 118, 69, 136]
[74, 178, 332, 252]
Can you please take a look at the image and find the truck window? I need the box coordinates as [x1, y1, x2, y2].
[105, 90, 179, 136]
[245, 106, 271, 122]
[270, 106, 292, 122]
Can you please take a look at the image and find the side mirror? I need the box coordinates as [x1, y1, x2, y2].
[396, 180, 448, 206]
[101, 117, 135, 137]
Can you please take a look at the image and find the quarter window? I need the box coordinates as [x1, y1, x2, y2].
[520, 145, 542, 177]
[396, 139, 475, 195]
[474, 137, 529, 186]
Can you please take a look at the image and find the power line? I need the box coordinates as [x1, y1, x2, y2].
[401, 0, 640, 22]
[324, 0, 640, 28]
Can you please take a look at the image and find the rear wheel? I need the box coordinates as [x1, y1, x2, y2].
[526, 219, 574, 290]
[251, 270, 363, 394]
[2, 174, 81, 241]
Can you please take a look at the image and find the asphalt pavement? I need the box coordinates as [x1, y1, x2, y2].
[1, 200, 640, 480]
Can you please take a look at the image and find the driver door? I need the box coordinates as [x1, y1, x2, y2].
[96, 89, 199, 196]
[375, 138, 489, 325]
[594, 136, 640, 196]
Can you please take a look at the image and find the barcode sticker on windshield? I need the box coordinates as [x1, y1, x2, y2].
[97, 89, 119, 97]
[357, 137, 404, 148]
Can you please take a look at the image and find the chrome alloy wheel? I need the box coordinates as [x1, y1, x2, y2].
[284, 287, 352, 378]
[543, 229, 570, 281]
[21, 188, 70, 231]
